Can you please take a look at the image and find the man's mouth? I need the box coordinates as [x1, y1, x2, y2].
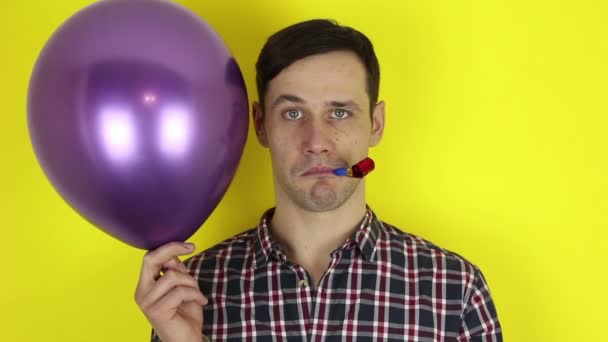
[301, 166, 336, 177]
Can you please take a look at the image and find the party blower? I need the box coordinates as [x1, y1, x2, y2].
[333, 157, 375, 178]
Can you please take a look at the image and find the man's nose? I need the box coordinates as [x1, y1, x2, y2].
[301, 117, 333, 155]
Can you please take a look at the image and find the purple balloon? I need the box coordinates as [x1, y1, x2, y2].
[27, 0, 248, 250]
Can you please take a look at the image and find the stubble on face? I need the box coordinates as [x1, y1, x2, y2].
[274, 156, 361, 212]
[262, 51, 373, 213]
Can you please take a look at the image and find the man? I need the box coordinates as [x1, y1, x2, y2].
[135, 19, 502, 342]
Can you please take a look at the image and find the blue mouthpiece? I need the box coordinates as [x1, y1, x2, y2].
[333, 168, 348, 176]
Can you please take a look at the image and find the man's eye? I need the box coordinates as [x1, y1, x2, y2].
[332, 109, 349, 119]
[284, 109, 303, 120]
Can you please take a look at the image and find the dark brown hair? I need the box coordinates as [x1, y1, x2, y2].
[255, 19, 380, 113]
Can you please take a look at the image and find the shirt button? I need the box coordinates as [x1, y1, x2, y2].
[298, 279, 309, 288]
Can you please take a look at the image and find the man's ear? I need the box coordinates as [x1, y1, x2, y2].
[369, 101, 385, 147]
[252, 101, 269, 147]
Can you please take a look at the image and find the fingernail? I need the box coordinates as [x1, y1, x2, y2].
[184, 242, 195, 250]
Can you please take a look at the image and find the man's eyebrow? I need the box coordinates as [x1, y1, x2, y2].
[328, 100, 361, 111]
[271, 94, 305, 109]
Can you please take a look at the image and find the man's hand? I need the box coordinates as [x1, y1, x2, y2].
[135, 242, 207, 342]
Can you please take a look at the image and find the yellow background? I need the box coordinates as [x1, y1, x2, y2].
[1, 0, 606, 340]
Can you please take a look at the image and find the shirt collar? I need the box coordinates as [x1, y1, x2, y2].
[252, 206, 382, 270]
[353, 208, 382, 262]
[252, 207, 276, 270]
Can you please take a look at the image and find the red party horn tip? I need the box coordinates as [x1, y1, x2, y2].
[333, 157, 375, 178]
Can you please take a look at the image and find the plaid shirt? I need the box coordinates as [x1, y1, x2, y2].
[152, 208, 502, 341]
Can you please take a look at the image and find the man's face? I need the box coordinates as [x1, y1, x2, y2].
[254, 50, 384, 212]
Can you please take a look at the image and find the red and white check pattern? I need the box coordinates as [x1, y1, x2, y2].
[152, 208, 502, 341]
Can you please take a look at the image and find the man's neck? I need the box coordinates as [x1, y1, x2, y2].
[268, 186, 367, 283]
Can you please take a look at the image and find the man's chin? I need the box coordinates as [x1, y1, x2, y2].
[281, 176, 357, 212]
[303, 182, 348, 212]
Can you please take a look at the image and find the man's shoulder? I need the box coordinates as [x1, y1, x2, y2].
[184, 227, 258, 270]
[378, 220, 481, 274]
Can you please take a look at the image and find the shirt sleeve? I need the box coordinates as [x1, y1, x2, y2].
[458, 266, 503, 342]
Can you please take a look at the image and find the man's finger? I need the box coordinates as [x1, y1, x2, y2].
[181, 297, 207, 321]
[140, 270, 201, 309]
[162, 256, 189, 275]
[137, 242, 195, 294]
[147, 286, 208, 323]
